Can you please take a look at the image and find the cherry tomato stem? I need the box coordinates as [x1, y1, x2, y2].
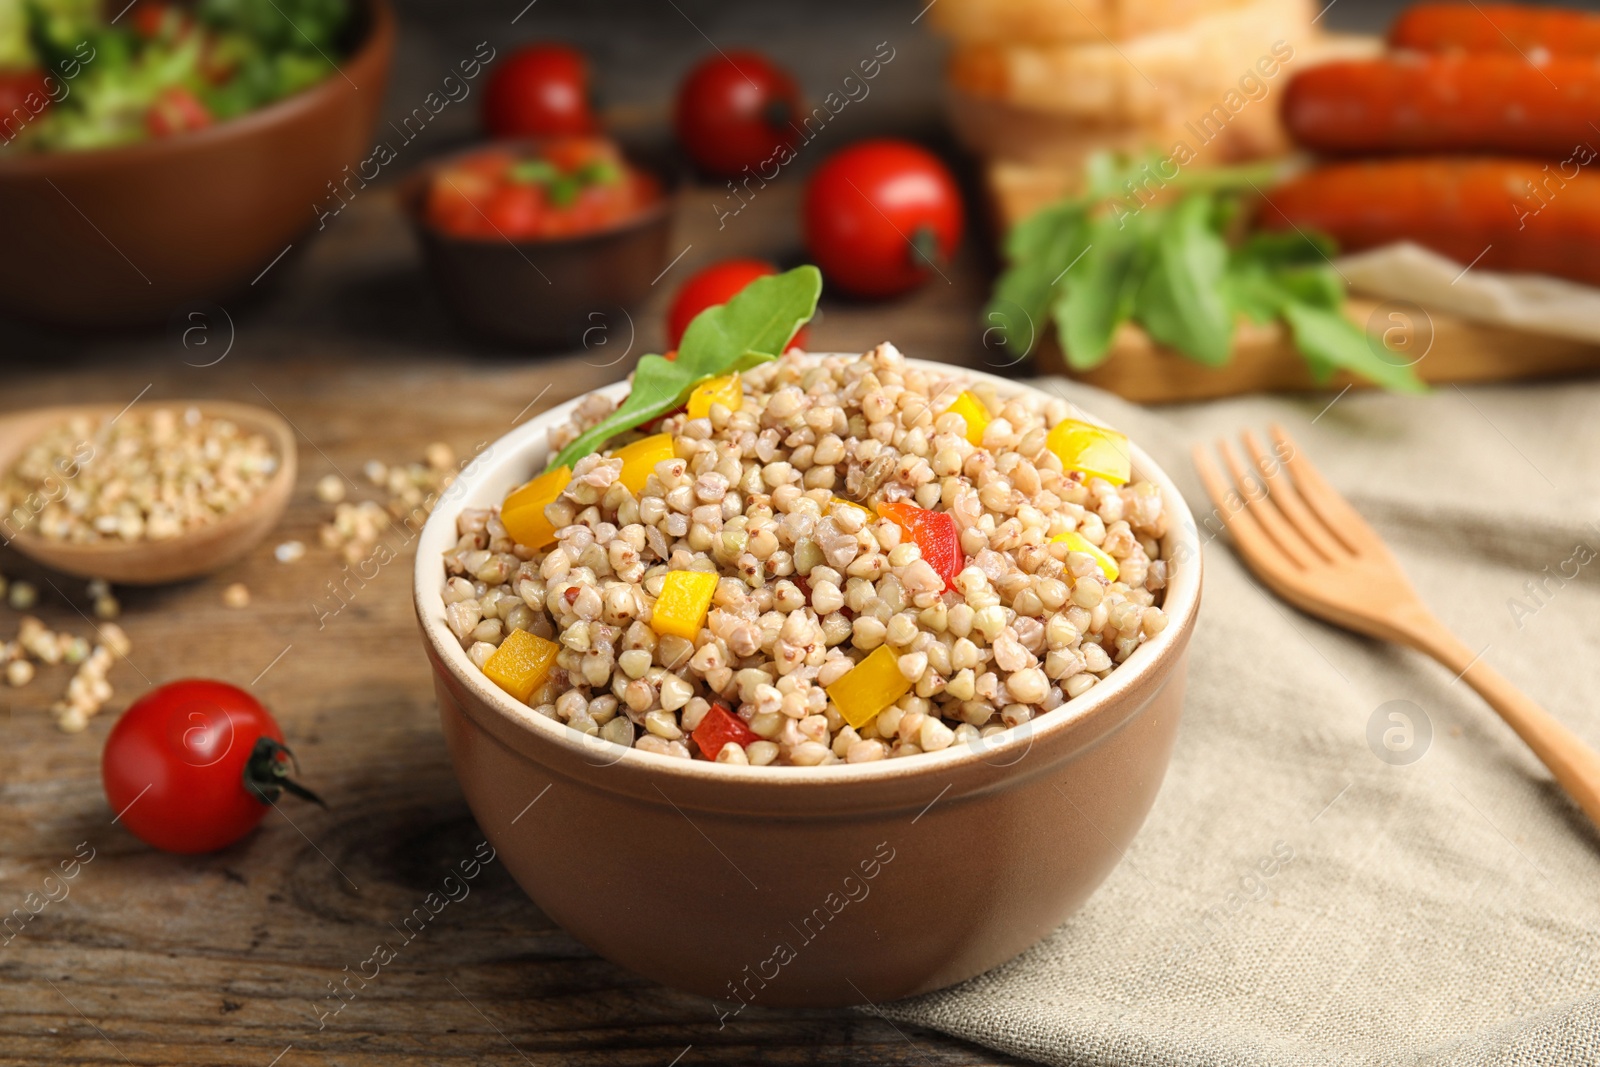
[243, 737, 326, 809]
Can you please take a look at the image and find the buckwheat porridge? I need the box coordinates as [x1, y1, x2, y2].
[441, 343, 1169, 767]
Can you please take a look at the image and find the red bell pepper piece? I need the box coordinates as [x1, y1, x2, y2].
[877, 501, 964, 591]
[692, 704, 759, 761]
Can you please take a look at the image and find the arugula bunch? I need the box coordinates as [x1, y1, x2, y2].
[987, 155, 1425, 393]
[545, 265, 822, 472]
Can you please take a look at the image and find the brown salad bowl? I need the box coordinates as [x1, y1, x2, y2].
[412, 360, 1202, 1008]
[0, 0, 395, 328]
[399, 142, 677, 350]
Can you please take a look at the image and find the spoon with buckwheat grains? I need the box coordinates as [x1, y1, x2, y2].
[0, 400, 296, 585]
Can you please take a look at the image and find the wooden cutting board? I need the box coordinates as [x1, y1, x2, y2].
[1033, 295, 1600, 403]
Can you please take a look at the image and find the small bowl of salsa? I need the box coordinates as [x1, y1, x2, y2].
[405, 137, 676, 350]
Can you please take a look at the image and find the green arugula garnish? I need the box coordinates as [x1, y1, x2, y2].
[545, 265, 822, 473]
[986, 154, 1426, 392]
[508, 157, 623, 208]
[508, 159, 559, 184]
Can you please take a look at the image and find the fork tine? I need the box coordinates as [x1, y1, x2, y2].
[1242, 430, 1347, 564]
[1192, 443, 1301, 575]
[1269, 424, 1381, 555]
[1215, 438, 1315, 570]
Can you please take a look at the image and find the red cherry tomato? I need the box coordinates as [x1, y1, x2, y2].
[483, 43, 596, 138]
[0, 69, 51, 130]
[666, 259, 811, 350]
[130, 1, 192, 39]
[103, 680, 322, 854]
[674, 51, 800, 178]
[146, 87, 211, 138]
[482, 182, 543, 235]
[804, 140, 965, 299]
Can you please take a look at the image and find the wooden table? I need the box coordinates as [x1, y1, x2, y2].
[0, 141, 1034, 1065]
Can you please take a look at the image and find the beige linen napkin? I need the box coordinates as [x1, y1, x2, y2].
[1339, 243, 1600, 346]
[885, 376, 1600, 1066]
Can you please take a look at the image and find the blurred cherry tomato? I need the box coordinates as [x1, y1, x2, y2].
[0, 69, 51, 127]
[103, 679, 322, 854]
[674, 51, 799, 178]
[667, 259, 810, 349]
[146, 87, 211, 138]
[482, 182, 543, 235]
[131, 1, 193, 39]
[803, 140, 965, 299]
[483, 43, 596, 138]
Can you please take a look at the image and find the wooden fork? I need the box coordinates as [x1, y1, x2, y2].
[1194, 425, 1600, 829]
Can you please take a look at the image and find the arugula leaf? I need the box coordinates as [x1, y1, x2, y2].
[988, 151, 1430, 392]
[1281, 302, 1427, 394]
[1005, 200, 1080, 264]
[988, 208, 1086, 361]
[1054, 209, 1150, 370]
[1221, 259, 1285, 326]
[677, 263, 821, 365]
[544, 265, 822, 473]
[1273, 265, 1344, 311]
[1083, 150, 1137, 201]
[1134, 193, 1233, 366]
[1236, 229, 1337, 269]
[1230, 231, 1343, 310]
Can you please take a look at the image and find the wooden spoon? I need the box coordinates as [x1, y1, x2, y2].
[0, 400, 296, 585]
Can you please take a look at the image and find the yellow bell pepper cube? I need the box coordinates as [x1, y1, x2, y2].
[612, 433, 676, 494]
[1052, 530, 1120, 582]
[500, 465, 572, 550]
[826, 644, 913, 730]
[1046, 418, 1131, 486]
[651, 569, 720, 641]
[943, 390, 990, 447]
[829, 497, 873, 521]
[483, 629, 560, 703]
[687, 374, 743, 419]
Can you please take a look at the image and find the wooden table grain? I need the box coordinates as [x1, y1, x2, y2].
[0, 153, 1033, 1066]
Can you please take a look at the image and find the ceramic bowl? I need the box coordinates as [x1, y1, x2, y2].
[0, 0, 394, 328]
[401, 143, 677, 350]
[412, 359, 1202, 1007]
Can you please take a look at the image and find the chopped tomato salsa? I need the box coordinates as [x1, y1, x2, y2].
[425, 137, 662, 241]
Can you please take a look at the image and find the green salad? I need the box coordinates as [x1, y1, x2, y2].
[0, 0, 353, 151]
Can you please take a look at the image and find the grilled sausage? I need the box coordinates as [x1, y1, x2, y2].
[1283, 54, 1600, 157]
[1260, 158, 1600, 287]
[1390, 3, 1600, 57]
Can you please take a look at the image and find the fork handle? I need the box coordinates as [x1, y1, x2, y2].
[1405, 615, 1600, 827]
